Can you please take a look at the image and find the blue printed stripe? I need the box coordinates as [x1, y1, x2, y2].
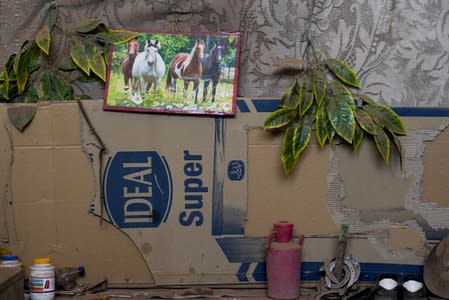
[236, 99, 250, 112]
[251, 99, 279, 112]
[216, 237, 267, 262]
[241, 99, 449, 116]
[236, 263, 250, 282]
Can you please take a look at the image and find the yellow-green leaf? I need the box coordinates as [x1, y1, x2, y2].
[300, 77, 314, 117]
[2, 71, 9, 99]
[25, 86, 39, 103]
[390, 131, 404, 169]
[16, 53, 30, 93]
[26, 41, 41, 72]
[326, 58, 360, 88]
[75, 20, 103, 33]
[374, 126, 390, 163]
[281, 123, 298, 176]
[280, 82, 300, 108]
[293, 119, 312, 159]
[14, 42, 39, 94]
[329, 81, 355, 109]
[36, 25, 51, 55]
[95, 30, 139, 45]
[13, 51, 20, 76]
[312, 69, 327, 106]
[327, 91, 355, 144]
[363, 103, 406, 135]
[315, 105, 328, 147]
[355, 108, 377, 135]
[88, 45, 107, 81]
[40, 71, 56, 100]
[264, 107, 297, 129]
[53, 75, 74, 100]
[353, 124, 364, 151]
[69, 38, 90, 75]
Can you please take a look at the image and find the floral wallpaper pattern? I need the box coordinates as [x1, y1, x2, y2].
[1, 0, 449, 105]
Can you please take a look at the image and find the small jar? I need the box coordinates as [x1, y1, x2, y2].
[0, 255, 22, 268]
[29, 257, 55, 300]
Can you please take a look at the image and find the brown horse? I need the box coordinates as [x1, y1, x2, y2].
[166, 40, 205, 103]
[121, 38, 139, 92]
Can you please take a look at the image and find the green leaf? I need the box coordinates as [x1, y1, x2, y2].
[355, 94, 377, 105]
[2, 71, 9, 99]
[53, 74, 74, 100]
[40, 71, 56, 100]
[95, 29, 139, 45]
[75, 20, 103, 33]
[312, 69, 327, 106]
[280, 82, 300, 108]
[293, 119, 312, 160]
[363, 103, 406, 135]
[281, 123, 298, 176]
[355, 108, 377, 135]
[13, 51, 20, 75]
[15, 53, 29, 94]
[315, 105, 328, 147]
[88, 44, 107, 81]
[374, 126, 390, 163]
[390, 131, 404, 169]
[326, 83, 356, 143]
[264, 107, 297, 129]
[26, 41, 42, 73]
[329, 81, 355, 109]
[353, 124, 364, 151]
[4, 53, 16, 73]
[326, 58, 360, 88]
[35, 25, 51, 55]
[14, 41, 41, 94]
[300, 77, 314, 116]
[69, 38, 90, 75]
[25, 86, 39, 103]
[58, 59, 79, 71]
[304, 102, 317, 123]
[0, 80, 19, 101]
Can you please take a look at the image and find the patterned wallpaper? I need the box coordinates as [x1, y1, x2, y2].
[1, 0, 448, 105]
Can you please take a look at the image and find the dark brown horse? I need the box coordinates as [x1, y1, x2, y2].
[121, 38, 139, 92]
[201, 40, 225, 103]
[166, 40, 205, 103]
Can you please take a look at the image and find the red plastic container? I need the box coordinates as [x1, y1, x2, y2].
[266, 221, 304, 300]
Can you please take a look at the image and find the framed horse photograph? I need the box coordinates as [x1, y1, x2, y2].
[103, 30, 240, 116]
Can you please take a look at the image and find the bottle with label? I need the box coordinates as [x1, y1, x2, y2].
[29, 257, 55, 300]
[55, 266, 85, 291]
[0, 255, 22, 268]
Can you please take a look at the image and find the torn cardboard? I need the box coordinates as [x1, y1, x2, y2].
[79, 99, 441, 284]
[0, 102, 153, 284]
[2, 100, 449, 285]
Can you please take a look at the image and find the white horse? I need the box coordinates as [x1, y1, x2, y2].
[131, 40, 166, 105]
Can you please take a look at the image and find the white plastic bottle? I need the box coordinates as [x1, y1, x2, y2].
[29, 257, 55, 300]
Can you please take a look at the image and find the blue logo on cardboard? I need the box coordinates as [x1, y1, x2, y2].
[227, 160, 245, 181]
[104, 151, 173, 228]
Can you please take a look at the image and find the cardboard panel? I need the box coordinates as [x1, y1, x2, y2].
[338, 141, 407, 211]
[246, 129, 338, 236]
[2, 100, 448, 285]
[422, 126, 449, 207]
[4, 102, 153, 284]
